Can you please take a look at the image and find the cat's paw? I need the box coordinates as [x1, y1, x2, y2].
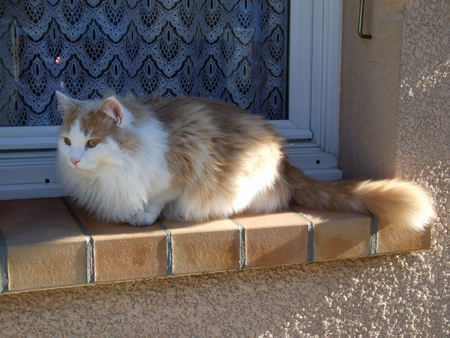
[127, 212, 158, 226]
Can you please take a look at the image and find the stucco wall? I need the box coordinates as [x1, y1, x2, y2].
[339, 0, 403, 179]
[1, 1, 449, 336]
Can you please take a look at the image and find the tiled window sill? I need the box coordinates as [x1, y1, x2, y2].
[0, 198, 431, 294]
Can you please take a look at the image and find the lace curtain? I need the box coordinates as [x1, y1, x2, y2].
[0, 0, 287, 126]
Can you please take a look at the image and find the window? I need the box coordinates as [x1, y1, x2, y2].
[0, 0, 342, 200]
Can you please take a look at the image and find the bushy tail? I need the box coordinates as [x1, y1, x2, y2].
[284, 163, 435, 232]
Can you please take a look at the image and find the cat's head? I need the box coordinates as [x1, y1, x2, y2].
[56, 91, 136, 173]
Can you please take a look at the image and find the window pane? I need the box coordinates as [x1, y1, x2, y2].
[0, 0, 288, 126]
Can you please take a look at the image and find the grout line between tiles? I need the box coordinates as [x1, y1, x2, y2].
[291, 209, 314, 262]
[60, 197, 95, 284]
[229, 217, 246, 269]
[157, 221, 173, 276]
[0, 229, 8, 293]
[370, 216, 378, 255]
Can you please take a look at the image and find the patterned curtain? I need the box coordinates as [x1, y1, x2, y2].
[0, 0, 287, 126]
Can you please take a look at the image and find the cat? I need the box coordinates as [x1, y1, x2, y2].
[56, 91, 435, 231]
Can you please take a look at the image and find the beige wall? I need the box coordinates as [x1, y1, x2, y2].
[0, 1, 449, 336]
[339, 0, 405, 179]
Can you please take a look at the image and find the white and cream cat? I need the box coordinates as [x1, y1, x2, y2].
[56, 91, 435, 230]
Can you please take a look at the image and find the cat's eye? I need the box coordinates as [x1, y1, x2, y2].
[64, 137, 71, 146]
[87, 139, 99, 148]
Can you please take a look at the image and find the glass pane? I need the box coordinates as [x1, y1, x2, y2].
[0, 0, 288, 126]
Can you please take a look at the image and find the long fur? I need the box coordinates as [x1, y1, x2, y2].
[56, 92, 435, 231]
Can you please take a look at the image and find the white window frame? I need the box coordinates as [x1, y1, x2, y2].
[0, 0, 342, 200]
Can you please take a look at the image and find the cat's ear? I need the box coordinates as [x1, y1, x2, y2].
[55, 91, 80, 118]
[100, 97, 124, 126]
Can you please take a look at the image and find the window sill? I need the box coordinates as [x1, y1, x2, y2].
[0, 198, 431, 294]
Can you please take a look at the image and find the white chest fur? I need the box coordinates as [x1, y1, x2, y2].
[58, 117, 173, 223]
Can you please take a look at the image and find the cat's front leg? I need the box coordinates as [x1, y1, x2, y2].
[127, 204, 162, 226]
[127, 187, 182, 226]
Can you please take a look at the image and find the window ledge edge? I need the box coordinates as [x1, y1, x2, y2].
[0, 198, 431, 295]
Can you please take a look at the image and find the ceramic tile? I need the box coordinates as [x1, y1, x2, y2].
[377, 219, 431, 254]
[0, 196, 432, 295]
[161, 218, 240, 275]
[293, 207, 371, 261]
[69, 203, 167, 283]
[233, 212, 308, 268]
[0, 199, 87, 291]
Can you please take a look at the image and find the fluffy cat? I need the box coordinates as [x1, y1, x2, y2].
[56, 91, 435, 231]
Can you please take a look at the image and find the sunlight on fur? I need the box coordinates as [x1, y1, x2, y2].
[56, 91, 435, 231]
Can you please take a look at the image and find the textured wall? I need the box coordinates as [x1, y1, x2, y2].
[0, 1, 449, 337]
[339, 0, 404, 180]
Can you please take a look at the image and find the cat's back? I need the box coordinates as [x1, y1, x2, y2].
[142, 97, 287, 220]
[144, 96, 280, 143]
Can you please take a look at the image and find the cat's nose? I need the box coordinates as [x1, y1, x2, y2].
[70, 158, 80, 166]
